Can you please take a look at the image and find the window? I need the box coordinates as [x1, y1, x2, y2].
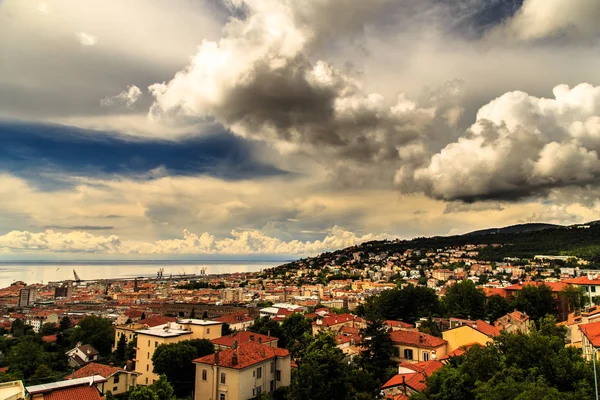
[155, 341, 158, 348]
[220, 372, 226, 384]
[270, 362, 275, 373]
[257, 367, 262, 379]
[276, 370, 281, 381]
[270, 380, 275, 391]
[113, 374, 120, 384]
[392, 347, 400, 357]
[207, 328, 210, 334]
[113, 386, 118, 392]
[220, 394, 226, 400]
[145, 378, 148, 384]
[146, 365, 149, 371]
[147, 340, 150, 347]
[403, 349, 414, 360]
[202, 369, 207, 381]
[592, 286, 597, 293]
[253, 386, 262, 396]
[147, 352, 150, 359]
[423, 352, 430, 361]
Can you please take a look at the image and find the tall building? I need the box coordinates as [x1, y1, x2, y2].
[18, 287, 36, 308]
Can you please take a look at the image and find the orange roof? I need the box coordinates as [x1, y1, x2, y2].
[564, 277, 600, 286]
[385, 320, 414, 329]
[66, 362, 123, 380]
[580, 321, 600, 347]
[504, 281, 569, 293]
[194, 342, 289, 369]
[312, 313, 355, 327]
[390, 330, 447, 349]
[211, 331, 278, 348]
[213, 313, 253, 325]
[473, 320, 500, 337]
[44, 385, 102, 400]
[440, 343, 479, 360]
[483, 288, 506, 298]
[139, 315, 177, 327]
[42, 335, 57, 343]
[382, 361, 442, 392]
[400, 360, 444, 376]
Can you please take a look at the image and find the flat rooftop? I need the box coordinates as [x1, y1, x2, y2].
[177, 319, 222, 326]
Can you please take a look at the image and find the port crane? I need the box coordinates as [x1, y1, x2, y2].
[73, 269, 81, 284]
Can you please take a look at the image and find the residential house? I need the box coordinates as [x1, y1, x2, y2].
[312, 313, 356, 336]
[563, 305, 600, 346]
[494, 310, 532, 334]
[26, 376, 106, 400]
[213, 313, 254, 332]
[65, 362, 138, 396]
[65, 344, 100, 368]
[113, 315, 176, 351]
[504, 282, 570, 320]
[432, 269, 453, 281]
[580, 320, 600, 361]
[135, 319, 222, 386]
[565, 276, 600, 305]
[384, 320, 415, 331]
[193, 342, 291, 400]
[212, 331, 278, 350]
[442, 319, 499, 353]
[0, 381, 25, 400]
[390, 331, 447, 364]
[381, 360, 443, 399]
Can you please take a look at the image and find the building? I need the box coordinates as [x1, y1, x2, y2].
[212, 331, 278, 350]
[17, 288, 36, 308]
[0, 381, 25, 400]
[390, 330, 447, 364]
[381, 360, 443, 398]
[213, 313, 254, 332]
[311, 314, 356, 336]
[193, 342, 291, 400]
[54, 282, 73, 299]
[65, 344, 100, 368]
[565, 276, 600, 305]
[504, 281, 571, 320]
[65, 362, 139, 396]
[494, 310, 532, 334]
[135, 319, 222, 386]
[442, 320, 500, 353]
[26, 376, 106, 400]
[113, 316, 176, 351]
[580, 320, 600, 361]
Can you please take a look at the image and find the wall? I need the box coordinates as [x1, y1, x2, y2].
[442, 326, 492, 353]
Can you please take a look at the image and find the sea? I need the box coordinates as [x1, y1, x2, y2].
[0, 260, 286, 288]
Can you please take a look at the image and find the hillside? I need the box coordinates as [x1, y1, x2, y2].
[276, 221, 600, 273]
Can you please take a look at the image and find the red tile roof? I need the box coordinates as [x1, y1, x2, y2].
[139, 315, 177, 328]
[564, 277, 600, 285]
[194, 342, 289, 369]
[390, 330, 447, 349]
[313, 313, 355, 327]
[472, 320, 500, 337]
[580, 321, 600, 347]
[382, 361, 443, 392]
[42, 335, 57, 343]
[483, 288, 507, 298]
[65, 362, 123, 380]
[385, 320, 414, 329]
[504, 281, 569, 293]
[211, 331, 278, 348]
[213, 313, 253, 324]
[44, 385, 102, 400]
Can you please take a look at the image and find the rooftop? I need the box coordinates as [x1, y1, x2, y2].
[390, 330, 447, 349]
[212, 331, 278, 348]
[580, 320, 600, 347]
[194, 341, 289, 369]
[44, 385, 102, 400]
[135, 323, 193, 338]
[26, 375, 107, 395]
[177, 319, 222, 326]
[65, 362, 128, 380]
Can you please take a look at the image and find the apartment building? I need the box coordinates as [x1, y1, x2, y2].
[135, 319, 222, 385]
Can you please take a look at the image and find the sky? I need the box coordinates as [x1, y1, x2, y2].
[0, 0, 599, 259]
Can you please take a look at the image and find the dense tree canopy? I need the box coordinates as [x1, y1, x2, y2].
[443, 280, 486, 320]
[70, 316, 114, 356]
[356, 284, 440, 323]
[510, 284, 557, 321]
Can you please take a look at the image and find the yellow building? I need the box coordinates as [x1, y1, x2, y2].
[68, 362, 139, 396]
[390, 330, 448, 364]
[113, 316, 177, 351]
[193, 342, 291, 400]
[442, 320, 500, 353]
[135, 319, 222, 385]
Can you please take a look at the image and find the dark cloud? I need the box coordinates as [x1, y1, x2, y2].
[0, 121, 288, 187]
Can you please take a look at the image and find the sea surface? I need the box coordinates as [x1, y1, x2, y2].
[0, 260, 286, 288]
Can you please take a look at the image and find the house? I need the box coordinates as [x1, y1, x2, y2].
[442, 320, 499, 353]
[564, 276, 600, 305]
[135, 319, 222, 386]
[390, 330, 447, 364]
[431, 269, 453, 281]
[381, 360, 443, 398]
[312, 314, 356, 336]
[494, 310, 532, 334]
[563, 305, 600, 346]
[580, 320, 600, 361]
[26, 376, 106, 400]
[503, 281, 570, 320]
[0, 381, 25, 400]
[65, 344, 100, 368]
[213, 313, 254, 331]
[193, 342, 291, 400]
[212, 331, 278, 350]
[65, 362, 139, 396]
[384, 320, 415, 331]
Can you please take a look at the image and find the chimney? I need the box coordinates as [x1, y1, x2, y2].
[267, 330, 270, 338]
[402, 375, 407, 395]
[232, 350, 238, 366]
[126, 360, 133, 371]
[250, 334, 255, 342]
[419, 335, 423, 343]
[473, 321, 478, 330]
[214, 350, 220, 365]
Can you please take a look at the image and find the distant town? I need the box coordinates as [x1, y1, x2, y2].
[1, 239, 600, 399]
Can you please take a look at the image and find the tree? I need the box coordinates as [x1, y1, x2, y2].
[27, 364, 61, 385]
[561, 285, 588, 312]
[190, 307, 196, 319]
[359, 319, 395, 389]
[152, 339, 214, 397]
[289, 333, 350, 400]
[249, 317, 284, 346]
[280, 313, 312, 357]
[128, 386, 159, 400]
[510, 284, 557, 321]
[39, 322, 58, 336]
[11, 319, 25, 337]
[7, 337, 44, 379]
[419, 317, 442, 337]
[485, 295, 511, 323]
[356, 285, 440, 324]
[113, 334, 127, 365]
[221, 322, 233, 336]
[443, 280, 486, 320]
[150, 375, 175, 400]
[59, 316, 71, 332]
[70, 316, 114, 356]
[125, 337, 137, 363]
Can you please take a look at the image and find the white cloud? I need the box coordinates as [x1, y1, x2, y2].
[38, 2, 50, 14]
[397, 83, 600, 200]
[0, 226, 392, 255]
[101, 85, 142, 107]
[76, 32, 97, 46]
